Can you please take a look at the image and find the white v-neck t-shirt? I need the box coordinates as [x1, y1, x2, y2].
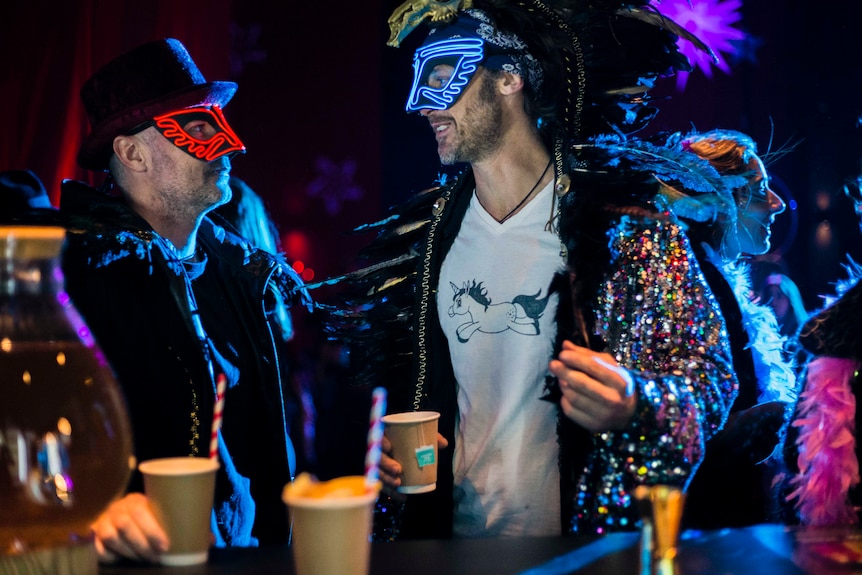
[437, 181, 565, 538]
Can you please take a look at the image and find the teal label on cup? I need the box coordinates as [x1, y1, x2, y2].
[415, 445, 435, 467]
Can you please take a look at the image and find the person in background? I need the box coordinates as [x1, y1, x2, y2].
[216, 177, 281, 255]
[214, 176, 316, 471]
[762, 272, 809, 339]
[779, 175, 862, 526]
[329, 0, 737, 540]
[661, 129, 796, 528]
[59, 39, 309, 562]
[0, 170, 57, 222]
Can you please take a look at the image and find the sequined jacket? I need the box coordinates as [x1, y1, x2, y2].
[340, 155, 738, 539]
[58, 180, 310, 546]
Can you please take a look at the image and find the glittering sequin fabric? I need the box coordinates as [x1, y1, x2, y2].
[571, 214, 737, 534]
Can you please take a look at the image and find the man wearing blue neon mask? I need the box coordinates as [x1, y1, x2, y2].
[330, 0, 739, 540]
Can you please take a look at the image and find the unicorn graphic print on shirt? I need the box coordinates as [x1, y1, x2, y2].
[447, 280, 551, 342]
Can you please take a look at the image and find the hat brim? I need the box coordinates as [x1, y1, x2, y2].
[77, 80, 237, 171]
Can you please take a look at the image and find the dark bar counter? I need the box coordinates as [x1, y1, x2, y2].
[100, 524, 862, 575]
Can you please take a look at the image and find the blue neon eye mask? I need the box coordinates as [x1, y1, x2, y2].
[405, 10, 543, 113]
[407, 37, 484, 112]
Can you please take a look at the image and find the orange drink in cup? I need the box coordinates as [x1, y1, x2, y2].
[283, 473, 381, 575]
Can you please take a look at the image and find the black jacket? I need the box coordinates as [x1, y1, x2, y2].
[59, 180, 309, 546]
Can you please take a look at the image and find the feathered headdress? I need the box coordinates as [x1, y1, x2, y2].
[387, 0, 714, 141]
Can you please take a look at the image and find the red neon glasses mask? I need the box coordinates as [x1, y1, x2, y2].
[152, 105, 246, 162]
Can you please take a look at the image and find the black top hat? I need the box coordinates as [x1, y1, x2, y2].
[78, 38, 237, 171]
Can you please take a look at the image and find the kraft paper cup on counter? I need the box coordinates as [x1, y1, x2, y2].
[283, 474, 380, 575]
[138, 457, 219, 566]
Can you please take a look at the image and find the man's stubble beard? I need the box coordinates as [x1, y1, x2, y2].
[439, 76, 504, 166]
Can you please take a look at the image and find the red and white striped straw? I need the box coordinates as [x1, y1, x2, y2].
[209, 374, 227, 461]
[364, 387, 387, 488]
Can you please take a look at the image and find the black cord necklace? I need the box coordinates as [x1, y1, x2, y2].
[495, 158, 553, 224]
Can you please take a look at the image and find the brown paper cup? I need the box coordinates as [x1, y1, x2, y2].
[382, 411, 440, 494]
[138, 457, 219, 566]
[283, 476, 379, 575]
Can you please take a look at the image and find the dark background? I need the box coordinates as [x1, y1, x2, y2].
[3, 0, 862, 344]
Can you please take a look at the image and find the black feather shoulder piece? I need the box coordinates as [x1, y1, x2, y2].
[552, 132, 740, 351]
[799, 259, 862, 360]
[464, 0, 710, 139]
[319, 171, 470, 391]
[569, 133, 743, 224]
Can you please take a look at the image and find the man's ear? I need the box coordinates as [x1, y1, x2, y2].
[499, 72, 525, 95]
[112, 134, 148, 173]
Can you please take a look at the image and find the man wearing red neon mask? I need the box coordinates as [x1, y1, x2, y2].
[58, 39, 310, 563]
